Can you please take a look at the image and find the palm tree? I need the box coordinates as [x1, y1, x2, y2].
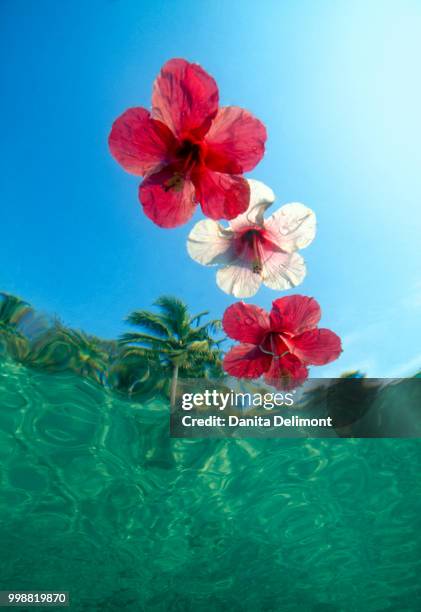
[0, 292, 33, 361]
[28, 323, 111, 384]
[120, 296, 223, 407]
[64, 329, 111, 383]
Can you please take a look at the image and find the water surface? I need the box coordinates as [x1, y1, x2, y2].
[0, 359, 420, 611]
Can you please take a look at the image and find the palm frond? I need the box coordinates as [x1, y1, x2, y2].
[119, 331, 171, 347]
[126, 310, 172, 338]
[189, 310, 210, 327]
[119, 334, 186, 360]
[186, 340, 212, 352]
[186, 319, 222, 341]
[114, 345, 154, 364]
[0, 293, 33, 327]
[154, 295, 189, 336]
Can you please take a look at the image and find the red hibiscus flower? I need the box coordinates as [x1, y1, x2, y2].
[222, 295, 342, 389]
[108, 58, 267, 228]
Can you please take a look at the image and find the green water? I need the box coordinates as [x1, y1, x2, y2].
[0, 359, 420, 611]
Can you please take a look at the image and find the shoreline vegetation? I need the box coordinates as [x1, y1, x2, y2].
[0, 292, 226, 405]
[1, 292, 420, 426]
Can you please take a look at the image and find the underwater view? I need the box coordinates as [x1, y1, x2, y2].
[2, 0, 421, 609]
[1, 356, 421, 611]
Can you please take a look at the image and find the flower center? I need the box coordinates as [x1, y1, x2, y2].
[177, 139, 203, 171]
[259, 332, 289, 358]
[235, 227, 266, 273]
[242, 228, 261, 243]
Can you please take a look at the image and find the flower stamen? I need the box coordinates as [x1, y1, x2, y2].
[242, 229, 264, 275]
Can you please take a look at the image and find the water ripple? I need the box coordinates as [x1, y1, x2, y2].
[0, 360, 420, 611]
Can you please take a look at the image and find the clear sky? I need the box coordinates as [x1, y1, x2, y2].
[1, 0, 420, 377]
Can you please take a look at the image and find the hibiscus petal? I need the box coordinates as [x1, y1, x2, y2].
[195, 170, 250, 220]
[139, 167, 196, 228]
[187, 219, 234, 266]
[270, 295, 321, 334]
[217, 264, 262, 298]
[262, 251, 306, 291]
[108, 107, 177, 176]
[264, 353, 309, 390]
[265, 203, 316, 253]
[229, 179, 275, 231]
[223, 343, 272, 378]
[152, 58, 219, 139]
[205, 106, 267, 173]
[286, 328, 342, 365]
[222, 302, 270, 343]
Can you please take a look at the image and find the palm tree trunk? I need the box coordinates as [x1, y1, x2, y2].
[170, 363, 179, 408]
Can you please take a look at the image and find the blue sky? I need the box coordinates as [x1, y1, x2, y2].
[1, 0, 420, 376]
